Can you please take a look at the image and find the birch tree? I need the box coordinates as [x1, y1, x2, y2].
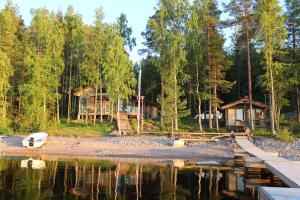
[256, 0, 287, 135]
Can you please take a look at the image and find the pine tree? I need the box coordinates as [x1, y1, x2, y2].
[256, 0, 287, 135]
[225, 0, 257, 129]
[64, 5, 84, 122]
[82, 8, 106, 125]
[0, 50, 13, 132]
[103, 25, 136, 125]
[203, 0, 232, 130]
[0, 1, 23, 117]
[285, 0, 300, 122]
[117, 13, 136, 51]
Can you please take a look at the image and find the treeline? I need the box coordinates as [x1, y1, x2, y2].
[141, 0, 300, 134]
[0, 0, 299, 135]
[0, 3, 136, 133]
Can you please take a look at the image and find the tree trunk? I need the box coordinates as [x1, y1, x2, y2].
[117, 97, 120, 134]
[174, 75, 178, 131]
[209, 90, 213, 129]
[56, 87, 60, 124]
[94, 78, 99, 126]
[67, 53, 73, 122]
[245, 4, 254, 130]
[196, 68, 203, 131]
[161, 79, 164, 126]
[100, 76, 103, 123]
[269, 66, 276, 135]
[214, 81, 219, 130]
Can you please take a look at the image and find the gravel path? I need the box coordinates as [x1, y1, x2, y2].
[251, 137, 300, 160]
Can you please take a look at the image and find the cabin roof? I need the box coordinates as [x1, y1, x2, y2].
[73, 85, 95, 96]
[221, 97, 268, 109]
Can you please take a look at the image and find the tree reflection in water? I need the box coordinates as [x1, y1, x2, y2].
[0, 157, 235, 200]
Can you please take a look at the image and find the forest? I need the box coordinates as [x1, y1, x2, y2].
[0, 0, 299, 135]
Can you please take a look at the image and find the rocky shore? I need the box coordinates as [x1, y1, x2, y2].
[251, 137, 300, 160]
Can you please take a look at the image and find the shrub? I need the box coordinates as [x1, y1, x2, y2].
[0, 127, 12, 136]
[275, 128, 294, 143]
[252, 128, 272, 137]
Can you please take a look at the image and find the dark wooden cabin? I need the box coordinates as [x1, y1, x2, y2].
[73, 86, 160, 120]
[221, 97, 268, 130]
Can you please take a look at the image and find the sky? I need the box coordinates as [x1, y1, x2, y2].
[0, 0, 285, 63]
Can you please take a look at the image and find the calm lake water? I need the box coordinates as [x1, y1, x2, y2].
[0, 156, 270, 200]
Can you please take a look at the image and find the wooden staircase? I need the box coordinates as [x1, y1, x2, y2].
[116, 112, 133, 134]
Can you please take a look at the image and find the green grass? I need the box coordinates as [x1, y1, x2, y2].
[252, 128, 273, 137]
[275, 128, 295, 143]
[45, 120, 116, 137]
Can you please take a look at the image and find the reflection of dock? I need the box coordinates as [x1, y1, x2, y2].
[235, 136, 300, 199]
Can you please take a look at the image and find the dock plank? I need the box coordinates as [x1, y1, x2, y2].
[235, 136, 300, 188]
[259, 187, 300, 200]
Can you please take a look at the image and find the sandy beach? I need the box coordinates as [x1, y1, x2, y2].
[0, 135, 234, 160]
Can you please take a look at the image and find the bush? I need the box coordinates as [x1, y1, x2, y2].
[252, 128, 272, 137]
[275, 128, 294, 143]
[291, 122, 300, 137]
[0, 127, 12, 136]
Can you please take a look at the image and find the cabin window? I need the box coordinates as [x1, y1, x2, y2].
[236, 109, 245, 121]
[105, 102, 110, 112]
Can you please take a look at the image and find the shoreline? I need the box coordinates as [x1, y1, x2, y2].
[0, 135, 233, 161]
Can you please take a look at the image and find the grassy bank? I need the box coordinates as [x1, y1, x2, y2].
[45, 120, 116, 137]
[252, 121, 300, 143]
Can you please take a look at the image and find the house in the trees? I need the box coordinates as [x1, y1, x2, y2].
[73, 86, 160, 120]
[221, 96, 268, 130]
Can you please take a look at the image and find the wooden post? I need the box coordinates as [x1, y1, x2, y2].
[137, 64, 142, 135]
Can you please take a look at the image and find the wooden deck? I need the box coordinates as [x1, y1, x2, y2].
[235, 136, 300, 200]
[235, 136, 300, 188]
[258, 187, 300, 200]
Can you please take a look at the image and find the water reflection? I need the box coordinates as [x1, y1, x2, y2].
[0, 157, 245, 200]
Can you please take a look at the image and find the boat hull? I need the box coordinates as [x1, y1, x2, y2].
[22, 132, 48, 148]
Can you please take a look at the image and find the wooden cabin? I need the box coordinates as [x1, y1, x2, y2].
[221, 97, 268, 130]
[73, 86, 160, 120]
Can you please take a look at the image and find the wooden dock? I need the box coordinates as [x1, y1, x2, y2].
[258, 187, 300, 200]
[235, 136, 300, 188]
[235, 136, 300, 199]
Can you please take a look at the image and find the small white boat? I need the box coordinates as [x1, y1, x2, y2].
[22, 132, 48, 148]
[21, 159, 46, 169]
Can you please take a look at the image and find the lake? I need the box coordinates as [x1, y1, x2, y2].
[0, 156, 283, 199]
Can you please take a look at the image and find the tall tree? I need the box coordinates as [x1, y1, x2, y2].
[64, 5, 83, 122]
[285, 0, 300, 122]
[143, 0, 189, 131]
[186, 0, 207, 131]
[0, 51, 13, 132]
[225, 0, 257, 129]
[82, 8, 106, 125]
[103, 25, 136, 125]
[0, 1, 23, 116]
[256, 0, 287, 135]
[117, 13, 136, 51]
[21, 9, 64, 131]
[203, 0, 232, 130]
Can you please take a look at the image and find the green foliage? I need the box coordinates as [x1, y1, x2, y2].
[21, 9, 64, 131]
[117, 13, 136, 51]
[252, 128, 272, 137]
[0, 50, 13, 130]
[46, 120, 116, 137]
[275, 128, 295, 143]
[103, 26, 136, 102]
